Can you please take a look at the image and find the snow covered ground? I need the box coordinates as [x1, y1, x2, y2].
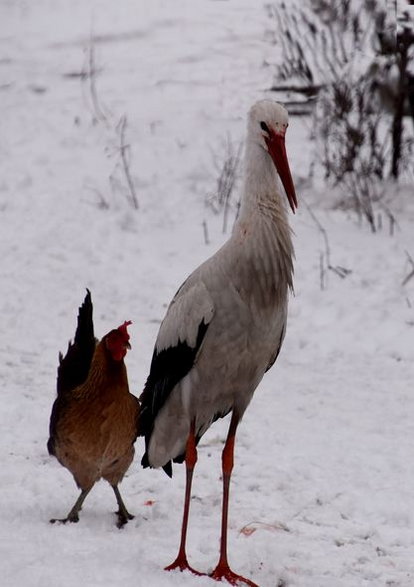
[1, 1, 414, 586]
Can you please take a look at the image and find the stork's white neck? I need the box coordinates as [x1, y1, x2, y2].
[237, 141, 288, 223]
[232, 139, 294, 293]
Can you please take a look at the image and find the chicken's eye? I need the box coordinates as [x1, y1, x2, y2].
[260, 121, 270, 134]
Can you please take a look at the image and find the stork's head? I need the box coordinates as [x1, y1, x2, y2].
[248, 100, 298, 213]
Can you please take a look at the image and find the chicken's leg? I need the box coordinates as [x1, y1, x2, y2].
[112, 484, 134, 528]
[50, 487, 91, 524]
[165, 420, 203, 576]
[210, 411, 258, 587]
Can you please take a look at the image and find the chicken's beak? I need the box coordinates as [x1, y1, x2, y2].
[126, 341, 131, 350]
[265, 128, 298, 214]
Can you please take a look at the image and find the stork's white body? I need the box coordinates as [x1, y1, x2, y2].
[145, 101, 294, 469]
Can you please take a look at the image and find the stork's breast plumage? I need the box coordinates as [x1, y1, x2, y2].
[147, 291, 286, 468]
[146, 219, 291, 468]
[183, 227, 289, 396]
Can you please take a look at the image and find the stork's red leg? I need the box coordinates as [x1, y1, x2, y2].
[210, 412, 258, 587]
[165, 420, 204, 576]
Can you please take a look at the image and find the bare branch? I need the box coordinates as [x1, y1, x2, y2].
[402, 250, 414, 286]
[202, 220, 209, 245]
[117, 115, 139, 210]
[303, 198, 352, 287]
[85, 185, 110, 210]
[86, 42, 109, 125]
[206, 135, 243, 233]
[319, 252, 325, 291]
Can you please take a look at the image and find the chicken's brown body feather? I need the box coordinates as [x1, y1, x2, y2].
[48, 292, 139, 526]
[51, 343, 139, 490]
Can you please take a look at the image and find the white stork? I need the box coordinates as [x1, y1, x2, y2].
[139, 100, 297, 586]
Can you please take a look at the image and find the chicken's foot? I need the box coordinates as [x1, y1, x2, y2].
[112, 484, 134, 528]
[50, 487, 91, 524]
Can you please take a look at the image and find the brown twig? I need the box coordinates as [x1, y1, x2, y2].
[117, 115, 139, 210]
[402, 250, 414, 286]
[319, 252, 325, 291]
[85, 185, 110, 210]
[206, 135, 243, 233]
[87, 42, 108, 125]
[303, 198, 351, 289]
[202, 219, 210, 245]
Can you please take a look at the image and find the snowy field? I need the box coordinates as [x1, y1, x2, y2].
[1, 1, 414, 586]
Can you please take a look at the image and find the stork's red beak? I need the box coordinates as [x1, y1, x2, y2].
[265, 129, 298, 214]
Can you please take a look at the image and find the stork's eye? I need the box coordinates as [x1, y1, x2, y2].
[260, 121, 270, 134]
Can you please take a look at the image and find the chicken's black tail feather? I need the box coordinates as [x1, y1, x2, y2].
[56, 289, 96, 396]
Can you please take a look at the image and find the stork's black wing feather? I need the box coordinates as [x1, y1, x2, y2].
[139, 319, 209, 477]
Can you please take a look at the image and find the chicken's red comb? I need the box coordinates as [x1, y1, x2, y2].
[117, 320, 132, 340]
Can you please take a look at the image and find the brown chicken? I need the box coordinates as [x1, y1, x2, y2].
[47, 290, 140, 528]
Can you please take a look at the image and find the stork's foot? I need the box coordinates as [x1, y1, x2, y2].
[165, 554, 204, 576]
[210, 562, 258, 586]
[115, 509, 134, 529]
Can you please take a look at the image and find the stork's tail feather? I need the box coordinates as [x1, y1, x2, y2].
[141, 452, 173, 478]
[141, 453, 149, 469]
[163, 461, 173, 478]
